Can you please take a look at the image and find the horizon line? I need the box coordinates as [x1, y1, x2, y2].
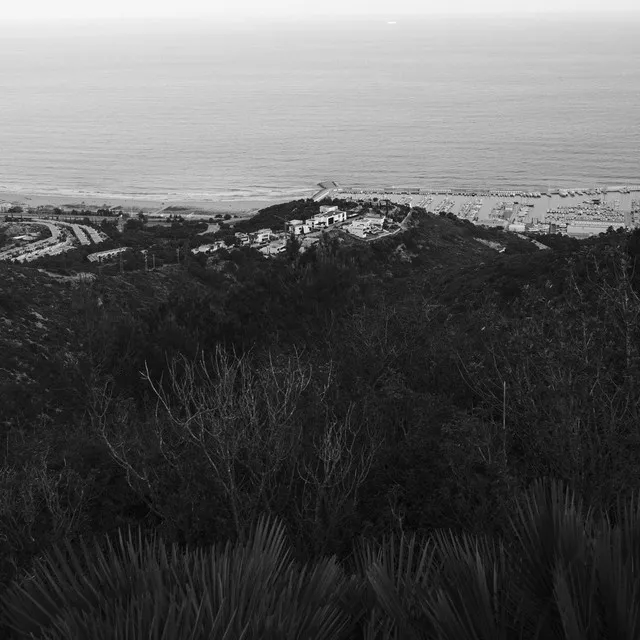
[2, 10, 640, 24]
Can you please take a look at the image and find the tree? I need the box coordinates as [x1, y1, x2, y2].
[97, 348, 313, 540]
[285, 233, 301, 263]
[124, 218, 144, 232]
[456, 243, 640, 510]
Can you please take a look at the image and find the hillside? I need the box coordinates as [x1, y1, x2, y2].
[0, 264, 211, 428]
[1, 206, 640, 639]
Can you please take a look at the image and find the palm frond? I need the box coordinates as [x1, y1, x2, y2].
[594, 504, 640, 640]
[0, 516, 350, 640]
[427, 530, 513, 640]
[553, 559, 599, 640]
[507, 477, 593, 639]
[355, 533, 436, 640]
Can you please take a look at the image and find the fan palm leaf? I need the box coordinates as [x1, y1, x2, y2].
[353, 533, 436, 639]
[507, 477, 594, 640]
[593, 493, 640, 640]
[425, 530, 516, 640]
[0, 516, 350, 640]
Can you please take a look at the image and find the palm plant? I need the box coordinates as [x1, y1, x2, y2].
[351, 532, 436, 639]
[592, 492, 640, 640]
[507, 477, 640, 640]
[507, 477, 596, 640]
[425, 530, 516, 640]
[4, 478, 640, 640]
[0, 516, 351, 640]
[355, 478, 640, 640]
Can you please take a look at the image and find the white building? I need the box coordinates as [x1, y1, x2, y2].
[191, 241, 228, 254]
[259, 240, 287, 256]
[309, 209, 347, 229]
[347, 222, 370, 238]
[346, 214, 387, 238]
[360, 213, 386, 230]
[286, 219, 312, 235]
[251, 228, 273, 244]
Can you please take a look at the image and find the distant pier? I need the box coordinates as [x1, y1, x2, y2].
[311, 181, 340, 202]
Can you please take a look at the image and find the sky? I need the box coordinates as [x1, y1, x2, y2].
[1, 0, 638, 22]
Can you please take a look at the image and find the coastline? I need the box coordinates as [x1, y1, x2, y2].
[0, 190, 310, 218]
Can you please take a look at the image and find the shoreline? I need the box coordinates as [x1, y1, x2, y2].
[0, 190, 314, 217]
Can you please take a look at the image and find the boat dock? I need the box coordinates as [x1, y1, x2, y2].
[328, 183, 640, 236]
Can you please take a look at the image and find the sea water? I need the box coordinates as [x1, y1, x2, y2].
[1, 14, 639, 203]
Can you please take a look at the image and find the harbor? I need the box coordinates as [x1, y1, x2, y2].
[313, 183, 640, 237]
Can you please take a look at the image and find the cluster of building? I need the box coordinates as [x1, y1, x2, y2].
[0, 219, 107, 263]
[285, 206, 347, 235]
[286, 205, 388, 239]
[191, 204, 393, 258]
[327, 183, 640, 238]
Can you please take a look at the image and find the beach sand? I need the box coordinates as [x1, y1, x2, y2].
[0, 191, 290, 218]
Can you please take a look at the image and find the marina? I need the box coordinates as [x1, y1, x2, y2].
[318, 184, 640, 237]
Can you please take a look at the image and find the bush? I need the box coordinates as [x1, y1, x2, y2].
[0, 517, 352, 640]
[4, 480, 640, 639]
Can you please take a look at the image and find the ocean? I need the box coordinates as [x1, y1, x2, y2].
[1, 14, 639, 204]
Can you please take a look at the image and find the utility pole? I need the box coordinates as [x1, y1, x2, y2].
[152, 254, 156, 270]
[144, 253, 148, 272]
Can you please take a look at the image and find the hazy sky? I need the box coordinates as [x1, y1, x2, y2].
[1, 0, 637, 22]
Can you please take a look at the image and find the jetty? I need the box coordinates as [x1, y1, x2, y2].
[311, 181, 340, 202]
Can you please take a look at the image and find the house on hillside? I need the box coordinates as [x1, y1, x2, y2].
[361, 213, 386, 230]
[251, 228, 273, 244]
[347, 221, 370, 238]
[346, 213, 387, 238]
[191, 241, 228, 255]
[286, 219, 312, 235]
[309, 209, 347, 229]
[259, 240, 287, 256]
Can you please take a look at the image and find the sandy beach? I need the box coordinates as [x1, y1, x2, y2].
[0, 190, 295, 218]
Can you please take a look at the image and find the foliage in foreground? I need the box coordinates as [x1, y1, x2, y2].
[2, 478, 640, 640]
[0, 517, 352, 640]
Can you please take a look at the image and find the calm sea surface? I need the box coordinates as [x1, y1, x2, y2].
[1, 16, 639, 203]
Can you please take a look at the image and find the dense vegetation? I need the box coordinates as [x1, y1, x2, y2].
[1, 203, 639, 639]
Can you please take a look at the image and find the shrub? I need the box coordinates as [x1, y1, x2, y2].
[0, 517, 352, 640]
